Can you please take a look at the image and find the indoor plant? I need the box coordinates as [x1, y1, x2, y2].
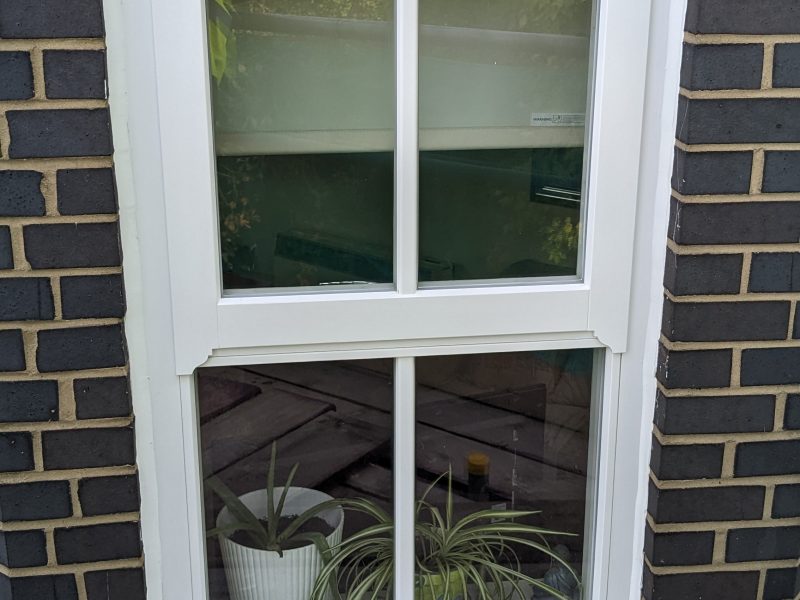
[207, 442, 345, 600]
[310, 472, 579, 600]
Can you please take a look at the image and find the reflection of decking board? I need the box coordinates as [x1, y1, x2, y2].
[213, 408, 392, 496]
[248, 361, 588, 475]
[200, 366, 586, 596]
[198, 374, 262, 424]
[244, 365, 586, 520]
[201, 387, 333, 476]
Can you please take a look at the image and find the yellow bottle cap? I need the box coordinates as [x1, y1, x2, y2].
[467, 452, 490, 476]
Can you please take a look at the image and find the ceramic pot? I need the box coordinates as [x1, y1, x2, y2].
[216, 487, 344, 600]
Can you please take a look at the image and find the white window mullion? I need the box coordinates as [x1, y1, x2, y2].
[394, 0, 419, 295]
[394, 356, 416, 598]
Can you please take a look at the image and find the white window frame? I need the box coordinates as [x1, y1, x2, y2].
[152, 0, 646, 373]
[101, 0, 689, 597]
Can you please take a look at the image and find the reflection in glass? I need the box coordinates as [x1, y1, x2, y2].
[207, 0, 394, 289]
[198, 360, 393, 599]
[415, 350, 594, 599]
[199, 351, 594, 599]
[419, 1, 593, 282]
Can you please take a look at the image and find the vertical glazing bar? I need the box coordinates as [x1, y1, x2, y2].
[394, 357, 416, 598]
[584, 349, 620, 599]
[394, 0, 419, 295]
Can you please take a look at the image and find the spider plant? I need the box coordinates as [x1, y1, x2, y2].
[206, 442, 329, 554]
[310, 471, 579, 600]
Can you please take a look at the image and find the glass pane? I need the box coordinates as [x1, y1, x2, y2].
[207, 1, 394, 290]
[418, 2, 593, 283]
[198, 360, 393, 599]
[415, 350, 595, 599]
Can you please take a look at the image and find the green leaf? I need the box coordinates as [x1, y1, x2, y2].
[205, 476, 269, 549]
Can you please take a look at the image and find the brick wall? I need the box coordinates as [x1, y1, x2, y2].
[645, 2, 800, 599]
[0, 1, 145, 599]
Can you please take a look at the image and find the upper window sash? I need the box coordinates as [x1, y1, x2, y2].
[151, 0, 651, 373]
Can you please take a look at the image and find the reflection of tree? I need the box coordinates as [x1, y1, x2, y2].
[543, 216, 579, 268]
[422, 0, 591, 35]
[217, 157, 261, 272]
[232, 0, 391, 20]
[230, 0, 591, 35]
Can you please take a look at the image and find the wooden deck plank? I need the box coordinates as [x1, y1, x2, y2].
[211, 408, 392, 496]
[201, 386, 332, 477]
[197, 370, 262, 424]
[220, 371, 584, 530]
[248, 362, 588, 474]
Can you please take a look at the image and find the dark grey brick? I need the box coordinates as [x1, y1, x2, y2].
[662, 299, 789, 342]
[644, 524, 714, 566]
[42, 427, 135, 470]
[0, 530, 47, 568]
[0, 573, 78, 600]
[0, 330, 25, 372]
[727, 526, 800, 562]
[0, 0, 104, 38]
[61, 275, 125, 319]
[677, 97, 800, 144]
[74, 377, 131, 419]
[0, 278, 54, 321]
[795, 310, 800, 340]
[24, 222, 121, 269]
[763, 152, 800, 193]
[648, 482, 764, 523]
[654, 393, 774, 435]
[663, 251, 742, 296]
[656, 345, 731, 389]
[0, 432, 33, 472]
[0, 171, 44, 216]
[672, 149, 752, 195]
[786, 395, 800, 429]
[668, 198, 800, 245]
[741, 348, 800, 386]
[681, 44, 763, 91]
[7, 109, 111, 159]
[773, 44, 800, 88]
[0, 226, 12, 270]
[37, 325, 126, 372]
[643, 567, 759, 600]
[0, 481, 71, 521]
[650, 438, 723, 480]
[79, 475, 139, 516]
[773, 485, 800, 519]
[0, 380, 58, 423]
[736, 439, 800, 477]
[749, 253, 800, 292]
[55, 522, 141, 564]
[57, 168, 117, 215]
[85, 569, 146, 600]
[764, 567, 799, 600]
[685, 0, 800, 35]
[44, 50, 106, 100]
[0, 51, 33, 100]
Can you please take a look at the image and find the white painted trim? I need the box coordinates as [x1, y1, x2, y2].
[605, 0, 689, 597]
[102, 5, 163, 596]
[102, 0, 181, 596]
[393, 357, 416, 599]
[394, 0, 419, 295]
[585, 0, 653, 352]
[216, 285, 590, 355]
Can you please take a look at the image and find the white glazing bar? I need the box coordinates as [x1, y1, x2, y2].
[394, 357, 416, 598]
[394, 0, 419, 295]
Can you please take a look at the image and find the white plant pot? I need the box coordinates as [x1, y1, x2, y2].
[216, 487, 344, 600]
